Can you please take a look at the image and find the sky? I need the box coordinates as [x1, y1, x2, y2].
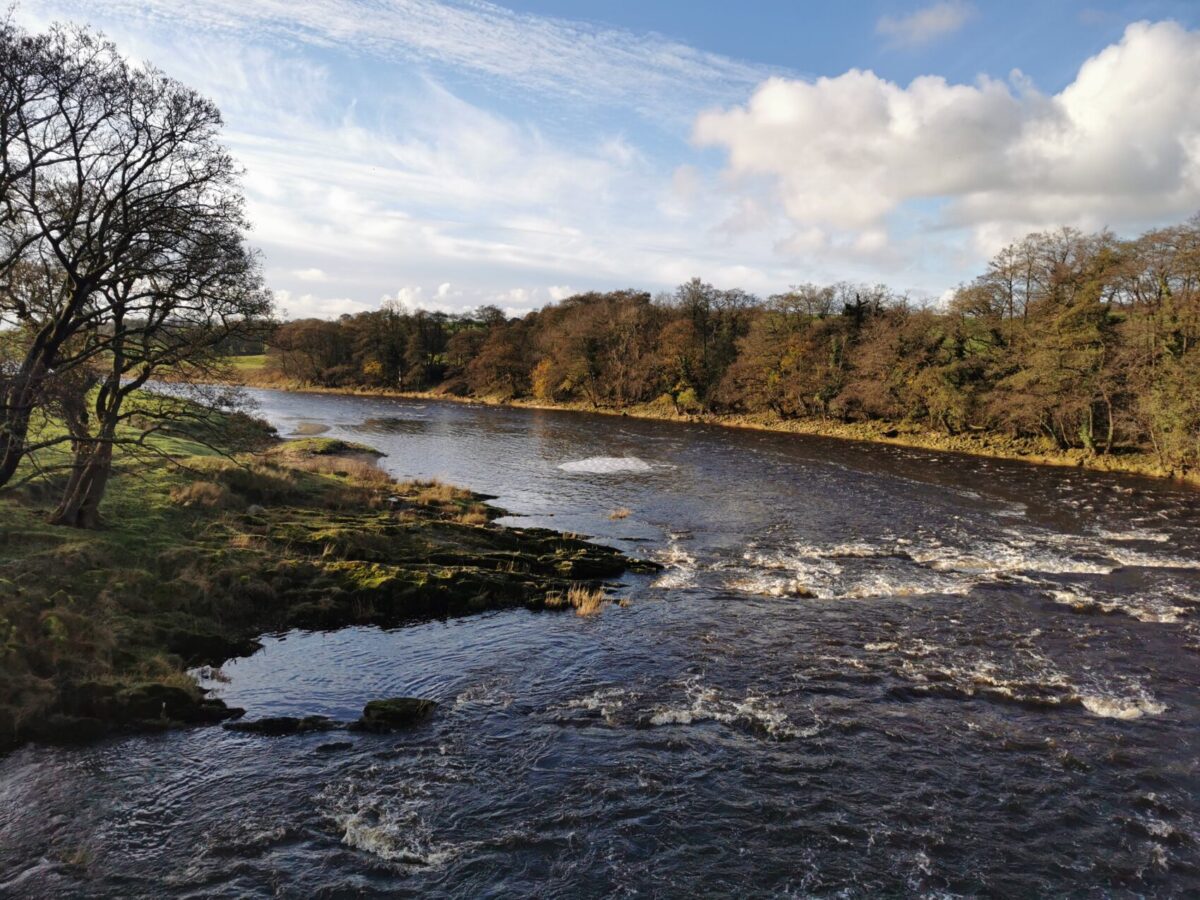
[13, 0, 1200, 319]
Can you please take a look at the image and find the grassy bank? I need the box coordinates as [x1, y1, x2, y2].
[0, 406, 651, 752]
[228, 359, 1197, 488]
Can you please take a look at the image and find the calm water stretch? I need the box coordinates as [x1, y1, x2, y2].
[2, 389, 1199, 896]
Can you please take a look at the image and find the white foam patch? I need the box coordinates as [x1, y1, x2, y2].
[644, 677, 812, 739]
[723, 573, 814, 598]
[1047, 588, 1188, 624]
[562, 687, 630, 722]
[453, 680, 514, 710]
[1080, 693, 1167, 719]
[1095, 527, 1172, 543]
[736, 546, 976, 600]
[325, 791, 465, 868]
[652, 538, 698, 590]
[907, 540, 1117, 576]
[558, 456, 655, 474]
[885, 638, 1168, 719]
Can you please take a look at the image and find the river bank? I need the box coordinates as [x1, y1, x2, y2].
[0, 412, 650, 752]
[230, 364, 1198, 488]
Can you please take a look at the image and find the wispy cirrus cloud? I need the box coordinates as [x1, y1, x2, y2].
[20, 0, 776, 120]
[876, 1, 974, 48]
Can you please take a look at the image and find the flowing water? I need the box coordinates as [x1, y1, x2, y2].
[2, 389, 1200, 897]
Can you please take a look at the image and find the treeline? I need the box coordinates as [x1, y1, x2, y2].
[1, 21, 270, 526]
[271, 219, 1200, 472]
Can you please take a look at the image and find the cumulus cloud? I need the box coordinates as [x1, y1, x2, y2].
[876, 1, 974, 48]
[695, 20, 1200, 255]
[273, 289, 373, 319]
[382, 283, 477, 314]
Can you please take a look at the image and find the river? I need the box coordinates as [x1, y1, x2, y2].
[2, 388, 1199, 896]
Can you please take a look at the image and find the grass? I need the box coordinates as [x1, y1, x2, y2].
[0, 401, 646, 750]
[223, 354, 268, 372]
[413, 479, 473, 504]
[544, 583, 609, 617]
[457, 503, 491, 526]
[568, 584, 607, 616]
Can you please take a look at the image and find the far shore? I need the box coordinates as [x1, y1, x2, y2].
[223, 368, 1200, 490]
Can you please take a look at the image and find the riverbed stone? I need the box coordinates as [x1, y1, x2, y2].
[224, 715, 338, 736]
[352, 697, 437, 732]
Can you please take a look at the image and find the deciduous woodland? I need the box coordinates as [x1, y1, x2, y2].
[264, 221, 1200, 477]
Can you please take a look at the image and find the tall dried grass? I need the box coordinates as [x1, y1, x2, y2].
[286, 454, 394, 486]
[545, 583, 608, 616]
[410, 479, 473, 504]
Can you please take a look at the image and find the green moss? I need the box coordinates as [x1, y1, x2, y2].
[0, 406, 648, 751]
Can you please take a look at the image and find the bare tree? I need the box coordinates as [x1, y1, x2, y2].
[1, 21, 253, 489]
[50, 219, 270, 527]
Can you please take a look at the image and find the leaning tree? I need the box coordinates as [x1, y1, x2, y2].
[0, 20, 267, 493]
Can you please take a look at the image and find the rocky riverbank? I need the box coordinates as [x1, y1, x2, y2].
[0, 421, 654, 752]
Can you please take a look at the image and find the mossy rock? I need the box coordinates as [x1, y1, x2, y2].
[225, 715, 337, 736]
[114, 683, 238, 725]
[51, 681, 241, 737]
[352, 697, 437, 732]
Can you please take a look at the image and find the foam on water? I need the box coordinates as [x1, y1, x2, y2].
[1095, 527, 1172, 543]
[551, 679, 812, 740]
[1079, 693, 1168, 720]
[561, 686, 631, 723]
[558, 456, 655, 474]
[644, 678, 811, 740]
[880, 636, 1169, 719]
[652, 536, 698, 589]
[1047, 587, 1189, 624]
[727, 525, 1200, 611]
[453, 679, 514, 710]
[737, 545, 978, 600]
[324, 785, 465, 868]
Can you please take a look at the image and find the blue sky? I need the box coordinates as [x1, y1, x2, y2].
[15, 1, 1200, 318]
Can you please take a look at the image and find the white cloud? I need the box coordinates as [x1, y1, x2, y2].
[292, 267, 329, 282]
[696, 20, 1200, 255]
[273, 289, 372, 319]
[877, 1, 974, 48]
[21, 0, 774, 120]
[382, 283, 471, 314]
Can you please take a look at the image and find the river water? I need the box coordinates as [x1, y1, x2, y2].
[2, 389, 1199, 897]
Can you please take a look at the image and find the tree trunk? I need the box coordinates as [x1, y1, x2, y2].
[49, 441, 113, 529]
[0, 362, 48, 487]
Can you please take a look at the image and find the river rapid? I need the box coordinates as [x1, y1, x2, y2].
[2, 388, 1199, 897]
